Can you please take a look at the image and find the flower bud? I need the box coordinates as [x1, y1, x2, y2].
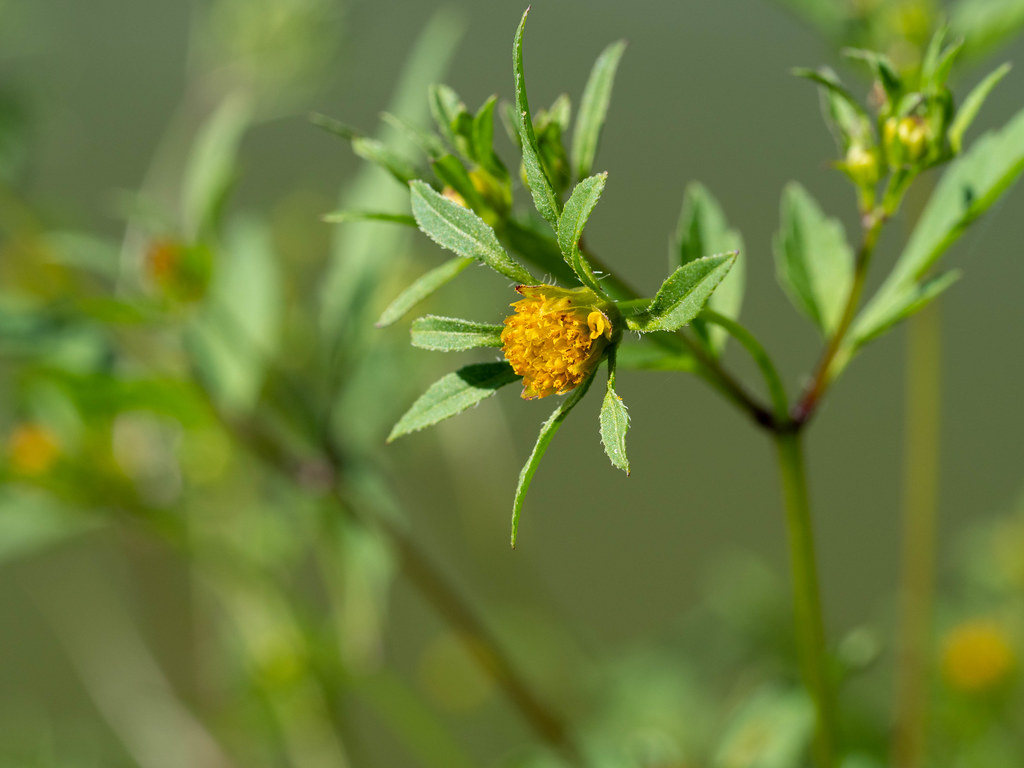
[842, 143, 880, 189]
[501, 285, 617, 399]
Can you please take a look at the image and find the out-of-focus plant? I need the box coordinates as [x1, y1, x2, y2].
[320, 6, 1024, 766]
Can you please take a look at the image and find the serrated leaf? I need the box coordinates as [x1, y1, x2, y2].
[376, 257, 472, 328]
[851, 271, 961, 348]
[673, 183, 745, 354]
[556, 173, 607, 292]
[773, 182, 853, 336]
[409, 180, 533, 282]
[513, 8, 562, 228]
[410, 315, 504, 351]
[388, 362, 519, 442]
[511, 374, 594, 547]
[599, 353, 629, 474]
[949, 63, 1012, 153]
[181, 94, 252, 239]
[858, 106, 1024, 334]
[628, 253, 736, 333]
[572, 40, 626, 182]
[322, 210, 416, 226]
[352, 136, 421, 185]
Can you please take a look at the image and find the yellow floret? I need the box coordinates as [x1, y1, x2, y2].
[501, 285, 613, 399]
[941, 619, 1016, 694]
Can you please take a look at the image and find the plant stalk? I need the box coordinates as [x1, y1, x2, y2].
[891, 305, 941, 768]
[774, 431, 836, 768]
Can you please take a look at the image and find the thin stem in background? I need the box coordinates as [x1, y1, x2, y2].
[892, 304, 941, 768]
[774, 431, 836, 768]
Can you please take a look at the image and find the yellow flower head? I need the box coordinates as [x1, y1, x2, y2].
[501, 285, 615, 399]
[941, 619, 1016, 694]
[7, 423, 60, 476]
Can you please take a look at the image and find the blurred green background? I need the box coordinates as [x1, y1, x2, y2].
[2, 0, 1023, 766]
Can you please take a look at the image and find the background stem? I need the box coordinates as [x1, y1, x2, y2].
[891, 305, 941, 768]
[774, 431, 836, 768]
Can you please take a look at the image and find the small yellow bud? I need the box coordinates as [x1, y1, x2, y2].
[441, 186, 467, 208]
[941, 619, 1016, 694]
[501, 285, 615, 399]
[896, 116, 929, 161]
[7, 423, 60, 476]
[843, 144, 880, 188]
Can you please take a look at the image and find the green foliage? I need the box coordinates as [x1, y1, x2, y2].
[409, 315, 504, 351]
[571, 39, 626, 183]
[556, 172, 607, 293]
[388, 362, 519, 442]
[949, 63, 1012, 153]
[510, 374, 594, 548]
[773, 183, 853, 336]
[628, 254, 737, 333]
[376, 257, 473, 327]
[409, 180, 533, 283]
[599, 353, 630, 475]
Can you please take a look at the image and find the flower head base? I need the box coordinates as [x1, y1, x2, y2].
[501, 285, 616, 399]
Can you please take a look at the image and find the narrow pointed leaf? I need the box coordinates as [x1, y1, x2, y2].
[388, 362, 519, 442]
[322, 210, 416, 226]
[852, 271, 961, 347]
[352, 136, 421, 185]
[428, 84, 466, 151]
[773, 182, 853, 335]
[859, 106, 1024, 331]
[376, 257, 472, 327]
[380, 112, 447, 159]
[410, 315, 504, 351]
[599, 354, 629, 475]
[472, 95, 508, 178]
[513, 8, 562, 228]
[949, 63, 1012, 153]
[628, 253, 736, 333]
[409, 180, 533, 282]
[511, 374, 594, 547]
[556, 173, 607, 292]
[572, 40, 626, 182]
[673, 183, 745, 354]
[792, 68, 869, 120]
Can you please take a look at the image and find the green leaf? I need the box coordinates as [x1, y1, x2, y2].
[376, 257, 472, 328]
[511, 374, 594, 547]
[713, 686, 814, 768]
[181, 94, 252, 239]
[513, 7, 562, 228]
[322, 210, 416, 226]
[472, 95, 508, 178]
[352, 136, 421, 185]
[599, 352, 629, 475]
[185, 216, 282, 414]
[842, 48, 901, 105]
[380, 112, 447, 159]
[410, 315, 504, 351]
[951, 0, 1024, 59]
[310, 112, 359, 140]
[431, 154, 488, 212]
[556, 173, 607, 292]
[792, 68, 869, 121]
[627, 253, 737, 333]
[857, 105, 1024, 336]
[428, 83, 467, 151]
[773, 182, 853, 336]
[388, 362, 519, 441]
[949, 63, 1012, 153]
[572, 40, 626, 182]
[409, 180, 533, 282]
[851, 271, 960, 347]
[673, 183, 745, 354]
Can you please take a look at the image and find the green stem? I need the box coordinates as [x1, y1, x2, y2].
[891, 304, 941, 768]
[701, 309, 790, 422]
[774, 431, 836, 768]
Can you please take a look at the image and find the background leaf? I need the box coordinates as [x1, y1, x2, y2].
[388, 362, 519, 441]
[571, 39, 626, 182]
[628, 253, 736, 333]
[773, 182, 853, 336]
[410, 180, 533, 283]
[949, 63, 1012, 153]
[376, 257, 473, 327]
[673, 183, 745, 354]
[410, 315, 504, 351]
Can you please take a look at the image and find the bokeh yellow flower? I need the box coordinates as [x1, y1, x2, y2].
[941, 619, 1016, 694]
[7, 423, 60, 476]
[501, 285, 614, 399]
